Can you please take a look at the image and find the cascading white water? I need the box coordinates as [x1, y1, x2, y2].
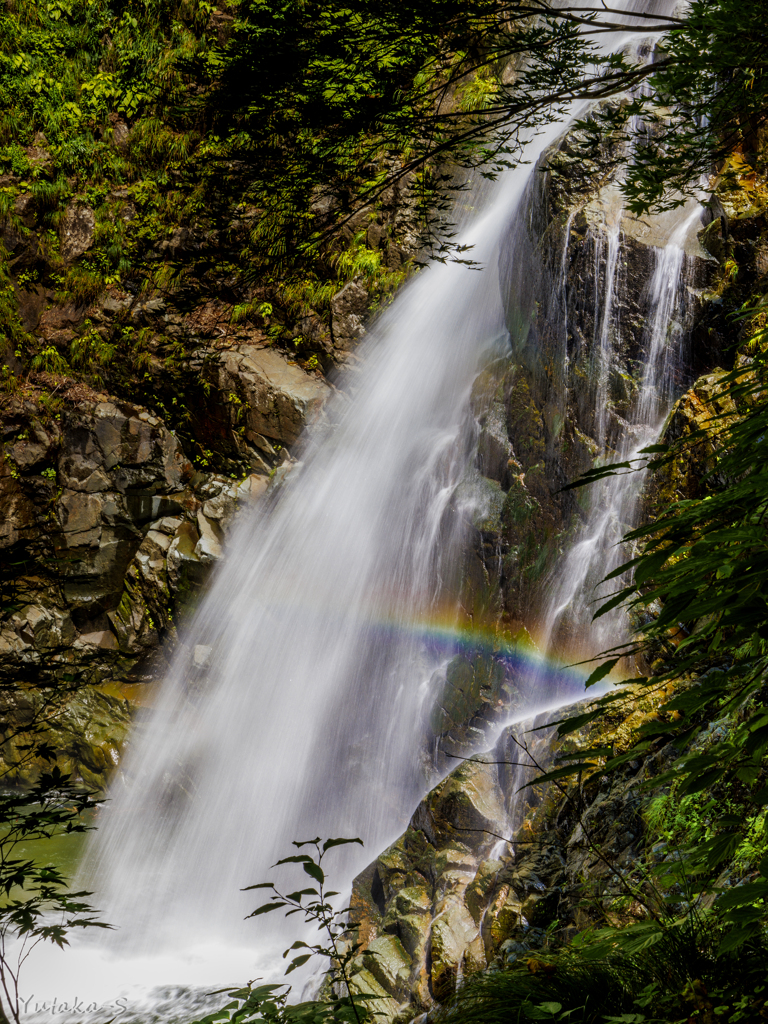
[543, 203, 704, 658]
[84, 127, 578, 948]
[23, 1, 693, 1015]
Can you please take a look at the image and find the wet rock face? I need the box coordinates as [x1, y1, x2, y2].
[457, 361, 590, 628]
[349, 709, 653, 1020]
[427, 652, 520, 761]
[454, 136, 717, 637]
[0, 391, 275, 781]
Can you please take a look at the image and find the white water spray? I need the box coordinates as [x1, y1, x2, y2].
[543, 204, 703, 658]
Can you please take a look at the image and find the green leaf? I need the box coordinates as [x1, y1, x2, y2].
[718, 921, 763, 953]
[322, 837, 364, 852]
[679, 767, 725, 797]
[285, 889, 317, 902]
[584, 658, 620, 688]
[302, 861, 325, 884]
[593, 588, 635, 621]
[716, 879, 768, 910]
[523, 763, 596, 789]
[247, 902, 287, 918]
[285, 954, 312, 975]
[556, 708, 607, 737]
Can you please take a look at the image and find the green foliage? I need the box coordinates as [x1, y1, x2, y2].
[2, 0, 754, 393]
[0, 0, 213, 320]
[620, 0, 768, 213]
[0, 687, 107, 1024]
[554, 306, 768, 950]
[646, 790, 768, 876]
[191, 0, 768, 268]
[191, 838, 373, 1024]
[442, 913, 768, 1023]
[69, 320, 116, 368]
[30, 342, 68, 374]
[189, 983, 360, 1024]
[0, 0, 209, 166]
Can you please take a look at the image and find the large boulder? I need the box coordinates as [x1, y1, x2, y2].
[216, 344, 330, 447]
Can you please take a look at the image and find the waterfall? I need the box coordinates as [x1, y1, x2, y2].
[90, 0, 679, 953]
[84, 122, 578, 949]
[542, 204, 704, 661]
[21, 0, 696, 1013]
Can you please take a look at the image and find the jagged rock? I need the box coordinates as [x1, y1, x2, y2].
[12, 192, 35, 227]
[382, 886, 432, 957]
[362, 934, 412, 1001]
[113, 123, 130, 151]
[348, 967, 400, 1022]
[157, 230, 191, 259]
[292, 311, 332, 353]
[430, 899, 482, 1001]
[237, 473, 269, 502]
[434, 841, 476, 877]
[458, 130, 717, 635]
[477, 398, 515, 488]
[482, 883, 524, 954]
[330, 278, 368, 351]
[195, 511, 224, 562]
[348, 708, 627, 1013]
[348, 751, 514, 1011]
[60, 203, 96, 261]
[98, 290, 133, 317]
[428, 653, 517, 757]
[413, 757, 507, 848]
[0, 391, 271, 781]
[216, 344, 330, 446]
[0, 683, 131, 790]
[465, 474, 506, 538]
[643, 368, 735, 519]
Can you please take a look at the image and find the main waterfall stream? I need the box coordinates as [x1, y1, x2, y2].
[23, 2, 701, 1017]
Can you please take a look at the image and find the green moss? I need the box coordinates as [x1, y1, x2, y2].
[501, 478, 534, 528]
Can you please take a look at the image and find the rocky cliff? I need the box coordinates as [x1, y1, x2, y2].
[0, 344, 330, 782]
[339, 145, 768, 1020]
[0, 83, 422, 782]
[346, 690, 673, 1020]
[454, 141, 717, 641]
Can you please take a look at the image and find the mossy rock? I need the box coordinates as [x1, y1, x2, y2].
[429, 653, 506, 738]
[362, 934, 412, 1000]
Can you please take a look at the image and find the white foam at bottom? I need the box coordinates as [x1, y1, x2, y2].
[21, 935, 285, 1023]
